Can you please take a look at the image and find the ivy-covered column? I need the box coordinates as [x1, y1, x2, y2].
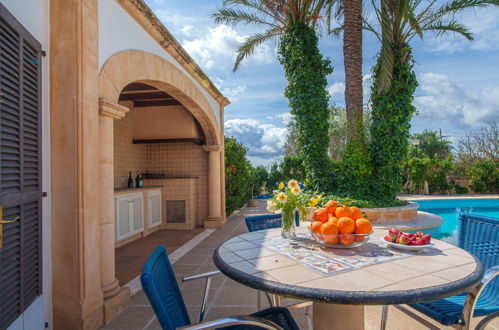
[278, 23, 333, 191]
[370, 47, 418, 202]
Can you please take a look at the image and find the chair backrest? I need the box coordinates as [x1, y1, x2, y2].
[140, 245, 190, 330]
[458, 213, 498, 297]
[245, 211, 300, 232]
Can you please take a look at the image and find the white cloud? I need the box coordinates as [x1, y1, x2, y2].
[414, 72, 499, 129]
[181, 25, 194, 36]
[182, 25, 274, 70]
[328, 82, 345, 98]
[224, 119, 288, 159]
[221, 85, 247, 102]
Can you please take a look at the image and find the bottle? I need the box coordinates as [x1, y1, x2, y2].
[128, 172, 133, 188]
[135, 172, 143, 188]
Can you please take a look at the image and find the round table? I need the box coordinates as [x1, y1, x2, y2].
[213, 227, 483, 330]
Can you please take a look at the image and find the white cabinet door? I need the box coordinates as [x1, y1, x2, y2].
[148, 190, 162, 227]
[115, 193, 144, 241]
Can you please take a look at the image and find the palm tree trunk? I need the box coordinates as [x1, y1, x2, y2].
[343, 0, 363, 142]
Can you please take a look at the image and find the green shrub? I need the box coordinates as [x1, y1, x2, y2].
[466, 161, 498, 194]
[224, 136, 254, 214]
[452, 182, 469, 195]
[406, 158, 454, 194]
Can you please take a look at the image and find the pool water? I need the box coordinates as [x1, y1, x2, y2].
[411, 198, 499, 245]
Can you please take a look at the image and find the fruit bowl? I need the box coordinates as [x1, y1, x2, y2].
[385, 240, 434, 252]
[308, 228, 373, 248]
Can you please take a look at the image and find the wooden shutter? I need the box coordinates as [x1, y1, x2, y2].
[0, 4, 42, 329]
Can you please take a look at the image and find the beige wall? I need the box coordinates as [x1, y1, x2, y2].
[114, 105, 209, 226]
[133, 105, 202, 140]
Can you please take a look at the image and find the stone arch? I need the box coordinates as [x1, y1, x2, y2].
[99, 50, 220, 145]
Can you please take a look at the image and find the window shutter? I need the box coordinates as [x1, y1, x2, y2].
[0, 4, 42, 329]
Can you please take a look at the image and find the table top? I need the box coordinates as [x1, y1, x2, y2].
[213, 227, 483, 305]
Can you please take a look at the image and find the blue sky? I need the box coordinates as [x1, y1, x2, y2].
[145, 0, 499, 167]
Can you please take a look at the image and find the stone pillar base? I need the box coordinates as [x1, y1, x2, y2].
[204, 217, 226, 229]
[103, 287, 131, 324]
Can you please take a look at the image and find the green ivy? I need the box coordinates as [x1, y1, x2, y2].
[278, 23, 334, 192]
[370, 46, 418, 202]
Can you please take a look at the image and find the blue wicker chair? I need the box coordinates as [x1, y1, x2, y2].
[408, 213, 499, 329]
[245, 211, 312, 330]
[245, 212, 300, 232]
[140, 245, 300, 330]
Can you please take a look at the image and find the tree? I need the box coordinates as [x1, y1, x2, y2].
[253, 166, 270, 195]
[213, 0, 336, 191]
[456, 121, 498, 165]
[409, 130, 452, 160]
[366, 0, 499, 201]
[224, 136, 254, 214]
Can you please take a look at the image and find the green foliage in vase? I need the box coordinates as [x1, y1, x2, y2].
[278, 23, 334, 191]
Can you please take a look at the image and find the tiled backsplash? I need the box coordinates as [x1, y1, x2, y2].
[114, 105, 209, 225]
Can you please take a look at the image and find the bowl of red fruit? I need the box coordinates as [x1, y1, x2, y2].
[384, 228, 433, 252]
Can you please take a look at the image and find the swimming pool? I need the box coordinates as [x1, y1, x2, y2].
[412, 198, 499, 245]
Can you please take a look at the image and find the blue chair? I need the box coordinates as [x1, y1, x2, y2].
[245, 212, 300, 233]
[408, 213, 499, 329]
[140, 245, 300, 330]
[244, 211, 311, 329]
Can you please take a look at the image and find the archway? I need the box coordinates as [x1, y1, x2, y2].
[96, 50, 225, 322]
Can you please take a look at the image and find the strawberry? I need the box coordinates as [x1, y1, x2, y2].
[384, 235, 392, 242]
[415, 232, 424, 238]
[407, 233, 415, 239]
[411, 238, 424, 245]
[389, 228, 400, 236]
[422, 234, 432, 244]
[398, 234, 410, 245]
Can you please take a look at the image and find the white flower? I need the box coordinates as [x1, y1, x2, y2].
[277, 192, 287, 202]
[267, 201, 277, 212]
[291, 186, 301, 195]
[288, 179, 299, 189]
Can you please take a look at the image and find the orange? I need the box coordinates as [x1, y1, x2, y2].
[354, 218, 372, 234]
[354, 235, 365, 243]
[325, 200, 338, 214]
[350, 206, 362, 220]
[337, 217, 355, 234]
[328, 216, 338, 227]
[335, 205, 352, 218]
[310, 221, 323, 234]
[321, 222, 339, 244]
[339, 234, 354, 246]
[313, 208, 329, 223]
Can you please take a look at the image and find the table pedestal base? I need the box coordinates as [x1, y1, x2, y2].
[313, 302, 365, 330]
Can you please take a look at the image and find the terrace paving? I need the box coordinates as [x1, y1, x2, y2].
[103, 200, 498, 330]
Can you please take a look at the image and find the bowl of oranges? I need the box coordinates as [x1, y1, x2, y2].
[308, 200, 373, 248]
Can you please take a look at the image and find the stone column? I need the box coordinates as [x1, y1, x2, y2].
[50, 0, 104, 328]
[203, 145, 225, 228]
[98, 99, 130, 323]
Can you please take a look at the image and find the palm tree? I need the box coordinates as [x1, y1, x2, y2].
[366, 0, 499, 201]
[213, 0, 337, 190]
[342, 0, 364, 142]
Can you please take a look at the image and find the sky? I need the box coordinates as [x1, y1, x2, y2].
[145, 0, 499, 167]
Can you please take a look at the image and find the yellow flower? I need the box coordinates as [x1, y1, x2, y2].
[278, 182, 285, 190]
[288, 179, 298, 189]
[291, 186, 301, 195]
[309, 194, 323, 207]
[277, 192, 287, 202]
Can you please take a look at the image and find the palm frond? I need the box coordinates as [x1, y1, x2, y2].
[425, 0, 499, 26]
[212, 7, 279, 27]
[423, 20, 474, 40]
[233, 28, 280, 72]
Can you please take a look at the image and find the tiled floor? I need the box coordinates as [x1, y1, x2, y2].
[115, 228, 204, 284]
[104, 200, 499, 330]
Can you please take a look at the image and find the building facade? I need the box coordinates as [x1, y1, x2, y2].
[0, 0, 228, 329]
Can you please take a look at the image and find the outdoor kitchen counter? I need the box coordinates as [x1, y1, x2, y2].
[114, 186, 163, 195]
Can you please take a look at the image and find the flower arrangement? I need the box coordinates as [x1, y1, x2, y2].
[270, 179, 311, 238]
